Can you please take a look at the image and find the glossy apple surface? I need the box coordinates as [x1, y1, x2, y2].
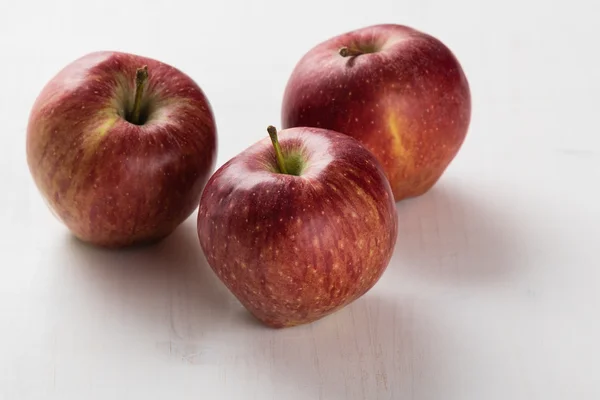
[197, 127, 398, 328]
[282, 23, 471, 201]
[26, 51, 217, 247]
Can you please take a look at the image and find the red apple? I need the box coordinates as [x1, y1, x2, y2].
[197, 126, 398, 328]
[281, 23, 471, 201]
[26, 51, 217, 247]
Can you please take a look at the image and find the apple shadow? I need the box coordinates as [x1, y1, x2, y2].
[391, 180, 524, 283]
[232, 294, 445, 400]
[58, 215, 244, 340]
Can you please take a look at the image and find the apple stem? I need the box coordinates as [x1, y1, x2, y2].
[267, 126, 288, 174]
[130, 65, 149, 125]
[339, 47, 363, 57]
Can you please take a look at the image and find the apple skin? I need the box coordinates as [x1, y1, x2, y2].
[197, 127, 398, 328]
[281, 23, 471, 201]
[26, 51, 217, 247]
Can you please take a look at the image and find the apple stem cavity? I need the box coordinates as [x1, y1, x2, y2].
[339, 47, 364, 57]
[267, 125, 289, 175]
[130, 65, 149, 125]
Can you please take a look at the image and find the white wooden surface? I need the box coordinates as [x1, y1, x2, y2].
[1, 0, 599, 399]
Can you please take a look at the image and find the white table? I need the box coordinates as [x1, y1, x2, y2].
[1, 0, 598, 398]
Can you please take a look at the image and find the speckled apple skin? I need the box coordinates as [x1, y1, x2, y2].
[197, 127, 398, 328]
[26, 51, 217, 247]
[282, 24, 471, 201]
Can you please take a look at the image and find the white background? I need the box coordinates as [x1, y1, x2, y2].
[1, 0, 598, 399]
